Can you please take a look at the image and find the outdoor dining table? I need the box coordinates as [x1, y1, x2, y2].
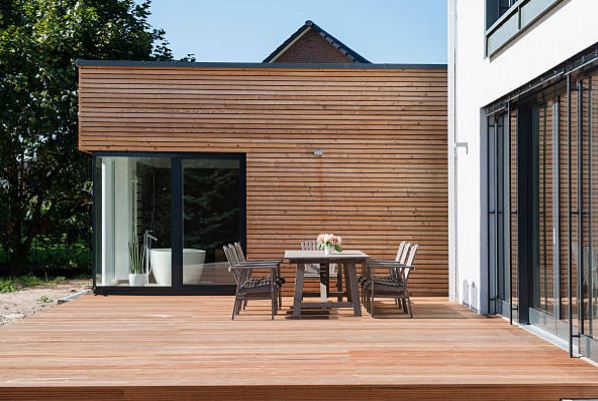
[284, 250, 369, 318]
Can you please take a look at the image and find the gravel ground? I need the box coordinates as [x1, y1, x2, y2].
[0, 280, 91, 327]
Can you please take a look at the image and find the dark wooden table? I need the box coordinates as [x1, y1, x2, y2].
[284, 250, 369, 318]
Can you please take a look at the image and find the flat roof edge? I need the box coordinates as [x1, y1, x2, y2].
[75, 59, 447, 70]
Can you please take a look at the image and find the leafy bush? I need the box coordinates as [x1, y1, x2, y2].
[0, 275, 68, 293]
[0, 241, 91, 278]
[0, 278, 17, 293]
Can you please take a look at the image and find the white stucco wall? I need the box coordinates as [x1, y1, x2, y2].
[448, 0, 598, 313]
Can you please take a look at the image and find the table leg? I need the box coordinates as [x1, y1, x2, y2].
[336, 263, 343, 302]
[319, 263, 328, 303]
[293, 263, 305, 318]
[346, 262, 362, 317]
[344, 264, 352, 302]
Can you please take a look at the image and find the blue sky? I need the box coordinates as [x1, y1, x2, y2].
[147, 0, 447, 64]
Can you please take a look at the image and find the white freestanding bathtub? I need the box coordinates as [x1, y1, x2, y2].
[149, 248, 206, 286]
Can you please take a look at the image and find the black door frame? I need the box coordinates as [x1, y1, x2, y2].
[92, 151, 245, 295]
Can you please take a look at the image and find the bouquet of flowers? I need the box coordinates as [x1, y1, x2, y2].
[317, 233, 343, 254]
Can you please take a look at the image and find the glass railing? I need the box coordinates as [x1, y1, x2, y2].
[486, 0, 562, 57]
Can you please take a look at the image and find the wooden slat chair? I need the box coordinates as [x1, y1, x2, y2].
[300, 240, 341, 301]
[365, 244, 418, 318]
[360, 241, 408, 302]
[233, 242, 284, 308]
[223, 244, 282, 320]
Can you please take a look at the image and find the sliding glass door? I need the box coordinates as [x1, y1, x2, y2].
[488, 71, 598, 362]
[182, 157, 242, 286]
[93, 153, 244, 294]
[579, 76, 598, 359]
[528, 98, 570, 338]
[488, 112, 513, 317]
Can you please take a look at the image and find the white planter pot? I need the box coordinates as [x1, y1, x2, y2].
[128, 273, 148, 287]
[324, 246, 331, 256]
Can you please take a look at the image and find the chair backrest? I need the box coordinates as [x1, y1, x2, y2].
[403, 244, 419, 281]
[234, 242, 246, 262]
[301, 240, 320, 277]
[223, 244, 249, 286]
[395, 241, 407, 262]
[301, 240, 318, 251]
[400, 242, 412, 264]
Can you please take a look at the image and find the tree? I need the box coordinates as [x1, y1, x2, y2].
[0, 0, 173, 274]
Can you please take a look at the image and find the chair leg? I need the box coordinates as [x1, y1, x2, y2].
[235, 298, 243, 315]
[231, 297, 240, 320]
[243, 300, 248, 310]
[271, 291, 276, 320]
[401, 298, 407, 314]
[406, 297, 413, 318]
[370, 288, 375, 317]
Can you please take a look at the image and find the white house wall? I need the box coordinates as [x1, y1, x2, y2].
[448, 0, 598, 313]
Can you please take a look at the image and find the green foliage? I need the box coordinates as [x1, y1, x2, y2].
[0, 241, 90, 276]
[128, 235, 144, 274]
[0, 275, 66, 293]
[0, 278, 17, 293]
[38, 294, 51, 303]
[0, 0, 173, 275]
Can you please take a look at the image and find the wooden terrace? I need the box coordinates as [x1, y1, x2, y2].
[1, 296, 598, 401]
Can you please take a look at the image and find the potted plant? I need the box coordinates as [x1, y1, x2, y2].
[317, 233, 343, 255]
[128, 235, 148, 286]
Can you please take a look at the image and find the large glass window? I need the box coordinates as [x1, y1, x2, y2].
[94, 154, 243, 291]
[182, 158, 241, 286]
[95, 156, 172, 287]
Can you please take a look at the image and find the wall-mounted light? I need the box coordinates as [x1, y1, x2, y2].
[313, 148, 324, 157]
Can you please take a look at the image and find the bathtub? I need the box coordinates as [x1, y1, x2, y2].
[149, 248, 206, 286]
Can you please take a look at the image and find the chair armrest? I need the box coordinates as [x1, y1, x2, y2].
[367, 259, 405, 268]
[246, 258, 283, 264]
[230, 263, 278, 271]
[234, 261, 281, 267]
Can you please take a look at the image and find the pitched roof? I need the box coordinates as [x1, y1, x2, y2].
[263, 20, 371, 63]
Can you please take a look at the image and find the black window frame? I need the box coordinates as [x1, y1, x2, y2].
[91, 151, 246, 296]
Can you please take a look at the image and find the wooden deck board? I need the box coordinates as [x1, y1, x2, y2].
[1, 296, 598, 400]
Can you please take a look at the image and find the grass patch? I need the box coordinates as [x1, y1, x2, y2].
[0, 275, 67, 293]
[38, 295, 52, 304]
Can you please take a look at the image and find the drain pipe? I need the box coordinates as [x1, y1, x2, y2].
[448, 0, 460, 302]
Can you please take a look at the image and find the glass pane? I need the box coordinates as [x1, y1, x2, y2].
[570, 87, 580, 326]
[589, 75, 598, 338]
[95, 156, 171, 287]
[510, 110, 519, 316]
[487, 12, 519, 55]
[182, 158, 240, 285]
[489, 112, 511, 312]
[489, 119, 497, 301]
[534, 104, 555, 316]
[521, 0, 559, 27]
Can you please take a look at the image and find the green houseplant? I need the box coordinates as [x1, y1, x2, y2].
[128, 235, 147, 286]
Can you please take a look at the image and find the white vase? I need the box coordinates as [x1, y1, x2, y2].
[128, 273, 148, 287]
[324, 246, 331, 256]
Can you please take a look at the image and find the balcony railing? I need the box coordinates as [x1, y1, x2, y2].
[486, 0, 563, 57]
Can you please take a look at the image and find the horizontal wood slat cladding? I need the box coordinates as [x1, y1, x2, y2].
[78, 65, 448, 296]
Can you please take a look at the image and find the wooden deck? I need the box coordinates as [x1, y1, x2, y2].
[1, 296, 598, 401]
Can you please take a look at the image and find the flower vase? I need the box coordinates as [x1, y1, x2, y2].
[324, 246, 331, 256]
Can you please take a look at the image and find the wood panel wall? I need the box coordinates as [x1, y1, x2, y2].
[78, 64, 448, 296]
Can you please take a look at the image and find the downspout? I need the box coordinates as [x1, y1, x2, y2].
[448, 0, 459, 302]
